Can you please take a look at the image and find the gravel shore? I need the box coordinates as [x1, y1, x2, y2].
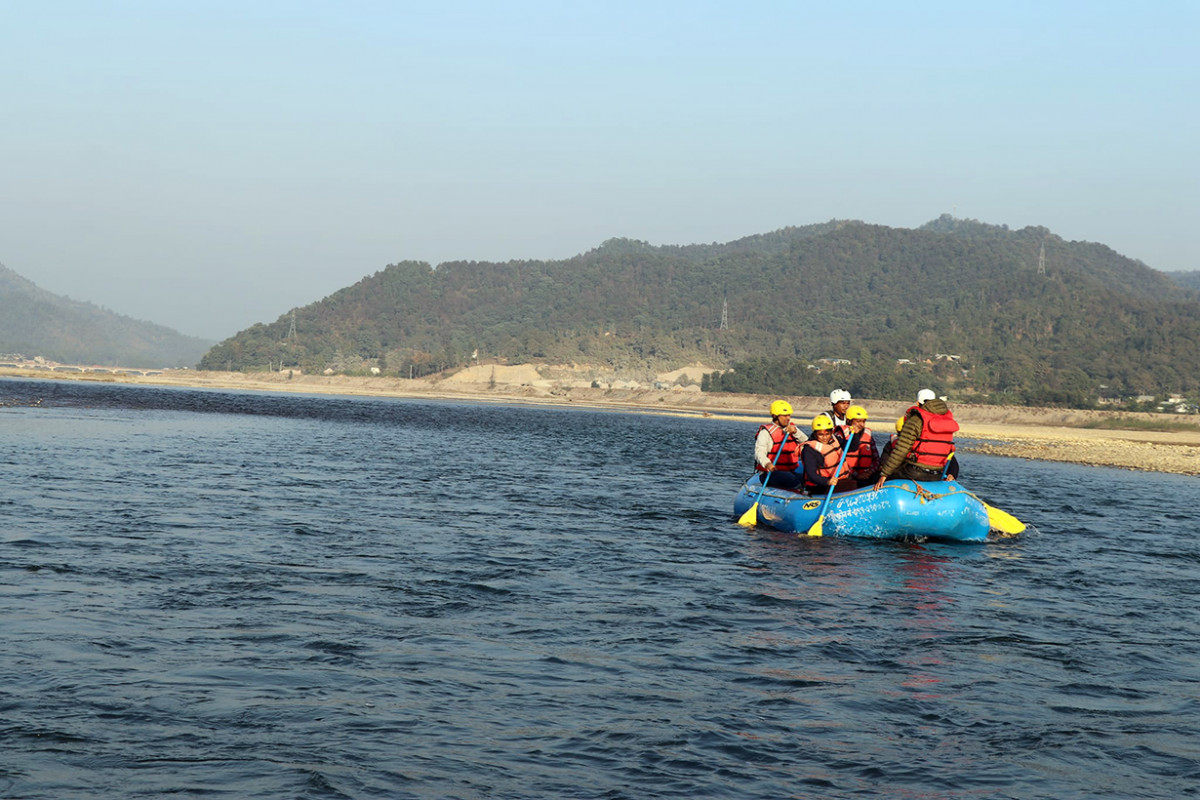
[5, 367, 1199, 477]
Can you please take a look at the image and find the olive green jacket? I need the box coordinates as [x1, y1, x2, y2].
[878, 398, 951, 478]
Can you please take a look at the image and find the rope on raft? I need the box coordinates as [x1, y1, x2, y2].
[885, 482, 958, 503]
[891, 482, 1025, 536]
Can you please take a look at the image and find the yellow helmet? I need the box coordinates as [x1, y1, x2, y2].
[769, 400, 793, 417]
[811, 414, 834, 431]
[895, 416, 906, 432]
[846, 405, 868, 421]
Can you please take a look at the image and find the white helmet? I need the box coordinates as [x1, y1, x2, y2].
[829, 389, 852, 404]
[917, 388, 936, 404]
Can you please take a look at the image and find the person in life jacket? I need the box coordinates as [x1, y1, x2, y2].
[754, 399, 804, 492]
[838, 405, 880, 487]
[802, 414, 852, 494]
[880, 413, 960, 481]
[817, 389, 852, 430]
[873, 389, 959, 490]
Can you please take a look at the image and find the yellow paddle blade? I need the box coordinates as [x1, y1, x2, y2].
[737, 502, 760, 527]
[985, 503, 1026, 535]
[805, 515, 825, 538]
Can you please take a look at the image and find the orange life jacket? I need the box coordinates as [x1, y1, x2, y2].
[840, 427, 876, 478]
[755, 423, 800, 473]
[803, 438, 847, 487]
[906, 405, 958, 469]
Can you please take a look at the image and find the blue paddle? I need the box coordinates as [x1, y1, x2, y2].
[804, 435, 853, 538]
[941, 447, 955, 479]
[737, 430, 791, 527]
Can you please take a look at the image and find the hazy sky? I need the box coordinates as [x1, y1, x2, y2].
[3, 1, 1196, 340]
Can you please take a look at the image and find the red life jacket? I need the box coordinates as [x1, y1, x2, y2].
[755, 423, 800, 473]
[906, 405, 958, 469]
[803, 438, 847, 486]
[841, 427, 876, 478]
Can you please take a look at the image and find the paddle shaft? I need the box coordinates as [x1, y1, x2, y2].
[738, 428, 793, 526]
[942, 448, 955, 479]
[807, 433, 854, 536]
[753, 429, 791, 496]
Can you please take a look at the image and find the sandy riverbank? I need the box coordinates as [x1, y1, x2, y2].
[4, 366, 1199, 477]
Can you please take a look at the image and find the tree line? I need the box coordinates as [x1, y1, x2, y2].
[197, 216, 1200, 406]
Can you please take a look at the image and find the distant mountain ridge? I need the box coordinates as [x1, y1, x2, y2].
[0, 263, 212, 368]
[198, 216, 1200, 404]
[1166, 271, 1200, 292]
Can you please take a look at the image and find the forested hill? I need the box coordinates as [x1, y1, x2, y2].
[198, 216, 1200, 405]
[1167, 271, 1200, 292]
[0, 264, 212, 368]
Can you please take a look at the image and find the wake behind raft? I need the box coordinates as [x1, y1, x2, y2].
[732, 476, 1018, 542]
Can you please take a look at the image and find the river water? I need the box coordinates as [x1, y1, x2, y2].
[1, 378, 1197, 799]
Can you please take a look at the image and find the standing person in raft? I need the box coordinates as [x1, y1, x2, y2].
[754, 400, 805, 492]
[873, 389, 959, 490]
[802, 415, 852, 494]
[819, 389, 853, 430]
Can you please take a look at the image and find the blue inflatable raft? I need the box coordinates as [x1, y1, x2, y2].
[732, 476, 993, 542]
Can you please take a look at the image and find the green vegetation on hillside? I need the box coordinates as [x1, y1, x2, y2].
[198, 216, 1200, 407]
[0, 264, 212, 368]
[1166, 271, 1200, 292]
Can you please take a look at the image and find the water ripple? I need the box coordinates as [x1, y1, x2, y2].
[1, 378, 1199, 798]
